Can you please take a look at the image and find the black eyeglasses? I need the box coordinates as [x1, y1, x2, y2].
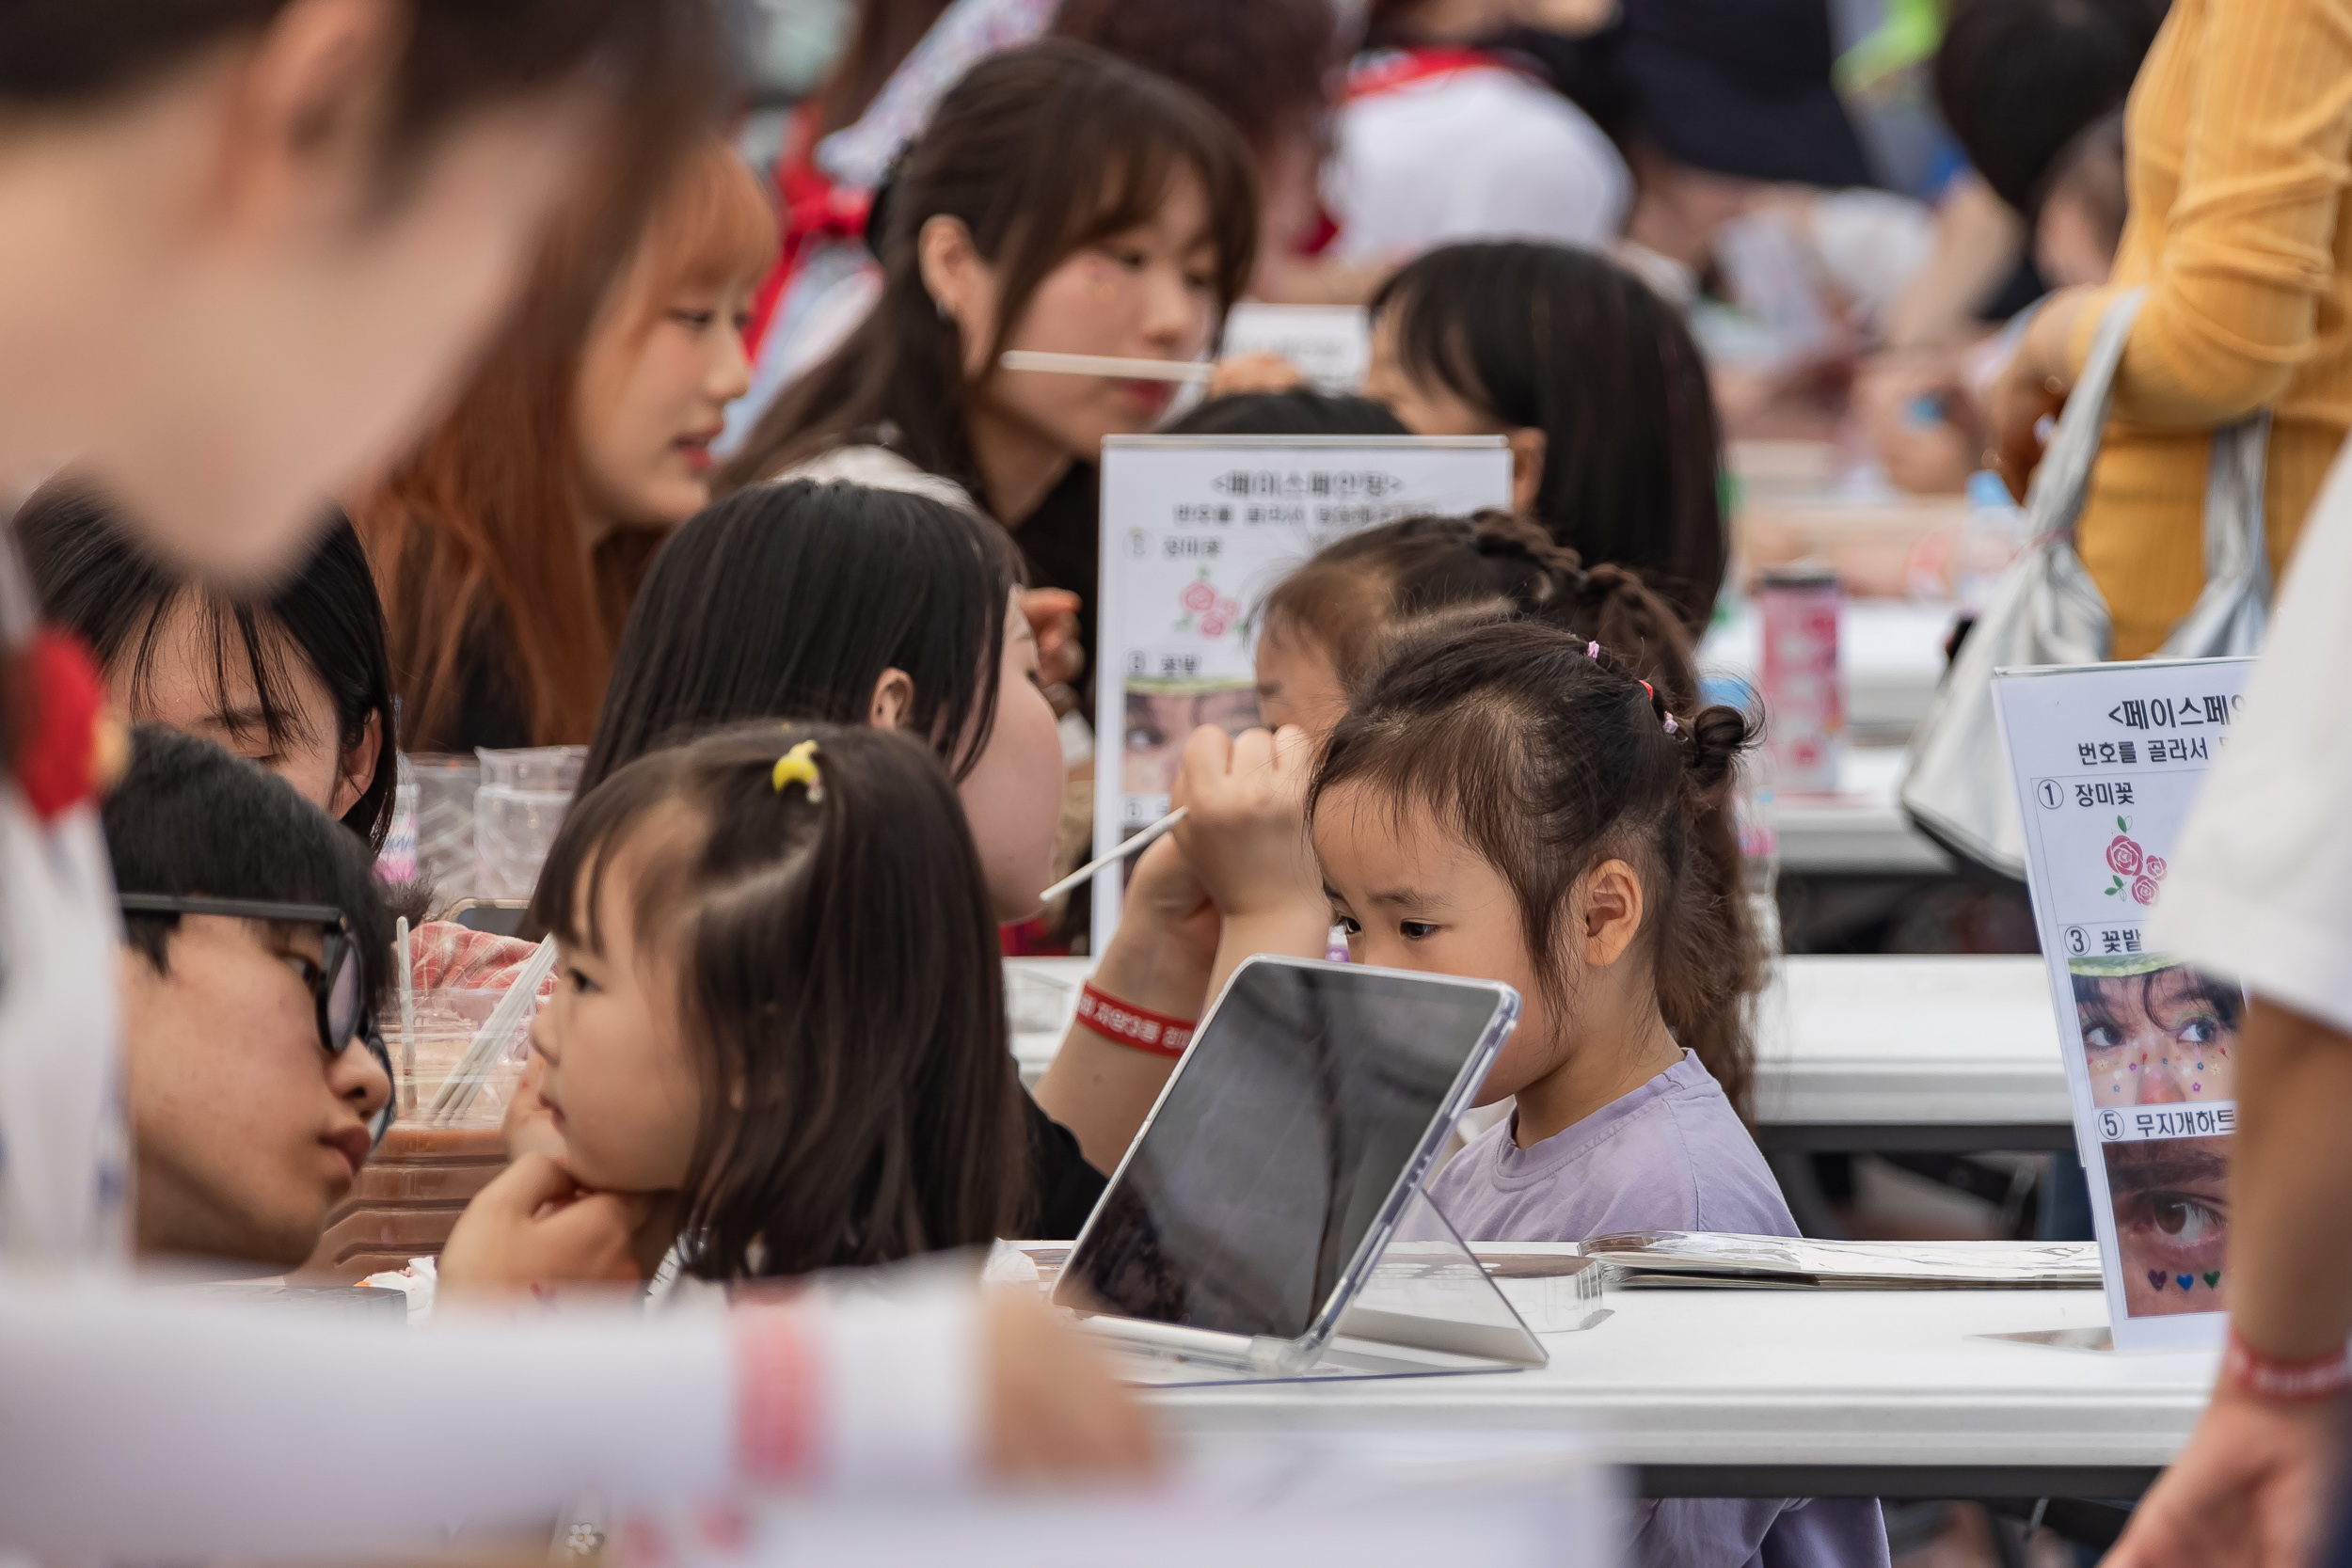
[118, 893, 395, 1150]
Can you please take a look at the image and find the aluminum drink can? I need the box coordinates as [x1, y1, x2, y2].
[1756, 563, 1845, 794]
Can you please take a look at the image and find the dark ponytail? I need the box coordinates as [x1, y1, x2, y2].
[1310, 617, 1763, 1118]
[532, 721, 1031, 1276]
[1261, 509, 1700, 711]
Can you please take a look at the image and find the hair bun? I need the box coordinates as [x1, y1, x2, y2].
[1581, 561, 1653, 607]
[1470, 510, 1584, 612]
[1679, 703, 1755, 796]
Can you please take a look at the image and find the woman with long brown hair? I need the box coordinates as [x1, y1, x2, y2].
[721, 40, 1258, 666]
[354, 134, 777, 753]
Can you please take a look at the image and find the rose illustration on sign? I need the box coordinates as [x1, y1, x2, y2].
[2102, 817, 2167, 906]
[1174, 568, 1245, 641]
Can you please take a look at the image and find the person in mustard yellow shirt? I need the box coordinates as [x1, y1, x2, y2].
[1991, 0, 2352, 659]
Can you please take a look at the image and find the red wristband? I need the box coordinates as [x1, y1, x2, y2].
[2222, 1328, 2352, 1402]
[1074, 980, 1196, 1058]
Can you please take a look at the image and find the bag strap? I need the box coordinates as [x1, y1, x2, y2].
[2019, 288, 2147, 547]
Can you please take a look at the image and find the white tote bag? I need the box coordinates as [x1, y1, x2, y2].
[1899, 290, 2272, 879]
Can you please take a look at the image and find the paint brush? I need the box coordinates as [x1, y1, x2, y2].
[1040, 807, 1188, 902]
[999, 350, 1214, 382]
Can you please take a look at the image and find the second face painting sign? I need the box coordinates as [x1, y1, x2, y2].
[1994, 657, 2251, 1350]
[1091, 435, 1514, 951]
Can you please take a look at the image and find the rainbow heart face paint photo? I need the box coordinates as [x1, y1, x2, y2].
[2106, 1135, 2230, 1318]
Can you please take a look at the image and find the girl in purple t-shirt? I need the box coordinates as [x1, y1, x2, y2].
[1303, 616, 1889, 1568]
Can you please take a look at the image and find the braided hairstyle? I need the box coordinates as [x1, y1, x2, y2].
[1262, 509, 1700, 713]
[1308, 617, 1761, 1117]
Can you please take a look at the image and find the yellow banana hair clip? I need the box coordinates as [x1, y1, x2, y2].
[771, 738, 824, 802]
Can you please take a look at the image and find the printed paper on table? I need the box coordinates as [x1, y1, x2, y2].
[1091, 435, 1512, 951]
[1994, 657, 2250, 1350]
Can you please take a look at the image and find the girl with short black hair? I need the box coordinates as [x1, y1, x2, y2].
[1363, 241, 1728, 633]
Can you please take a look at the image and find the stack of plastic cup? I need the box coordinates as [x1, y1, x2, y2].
[408, 752, 483, 911]
[472, 745, 585, 901]
[292, 990, 528, 1284]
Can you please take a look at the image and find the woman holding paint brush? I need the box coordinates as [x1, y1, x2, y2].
[721, 41, 1259, 686]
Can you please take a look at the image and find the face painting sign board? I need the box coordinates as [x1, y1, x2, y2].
[1092, 435, 1513, 953]
[1219, 304, 1374, 393]
[1994, 657, 2251, 1350]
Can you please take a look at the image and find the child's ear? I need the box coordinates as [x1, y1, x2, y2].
[1580, 858, 1646, 968]
[1506, 426, 1549, 515]
[867, 667, 915, 730]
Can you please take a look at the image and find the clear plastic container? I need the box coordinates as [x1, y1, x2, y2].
[473, 745, 585, 899]
[292, 991, 532, 1284]
[1005, 966, 1076, 1036]
[409, 752, 482, 909]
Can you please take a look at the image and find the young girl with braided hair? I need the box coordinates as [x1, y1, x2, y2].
[1045, 514, 1714, 1171]
[1177, 616, 1885, 1568]
[1254, 510, 1701, 738]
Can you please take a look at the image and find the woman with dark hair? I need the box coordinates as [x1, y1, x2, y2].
[1363, 241, 1728, 631]
[722, 40, 1259, 665]
[577, 479, 1104, 1234]
[17, 483, 399, 851]
[0, 2, 1147, 1547]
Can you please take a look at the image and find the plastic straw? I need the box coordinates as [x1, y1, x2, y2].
[394, 917, 417, 1116]
[1040, 807, 1188, 902]
[426, 935, 558, 1122]
[998, 350, 1213, 382]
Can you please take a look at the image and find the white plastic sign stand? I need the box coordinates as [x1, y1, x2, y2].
[1091, 1185, 1567, 1388]
[1993, 657, 2251, 1351]
[1219, 303, 1374, 392]
[1091, 435, 1513, 953]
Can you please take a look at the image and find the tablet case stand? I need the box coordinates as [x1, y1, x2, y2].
[1095, 1187, 1575, 1386]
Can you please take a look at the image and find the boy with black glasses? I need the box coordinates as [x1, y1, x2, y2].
[105, 726, 393, 1268]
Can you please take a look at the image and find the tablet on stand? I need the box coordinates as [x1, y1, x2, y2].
[1054, 956, 1587, 1386]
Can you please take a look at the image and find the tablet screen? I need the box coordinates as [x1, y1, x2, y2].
[1057, 960, 1508, 1342]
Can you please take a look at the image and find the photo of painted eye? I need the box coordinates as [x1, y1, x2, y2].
[2067, 955, 2242, 1106]
[2104, 1134, 2231, 1319]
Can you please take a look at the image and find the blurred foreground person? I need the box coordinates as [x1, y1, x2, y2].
[0, 3, 1153, 1560]
[2107, 451, 2352, 1568]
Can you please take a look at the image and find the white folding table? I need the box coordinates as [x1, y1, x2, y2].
[1151, 1283, 2198, 1500]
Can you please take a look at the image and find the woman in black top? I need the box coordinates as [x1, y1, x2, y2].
[720, 42, 1259, 693]
[585, 478, 1112, 1236]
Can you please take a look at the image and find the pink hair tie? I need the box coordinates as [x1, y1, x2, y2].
[1585, 641, 1600, 660]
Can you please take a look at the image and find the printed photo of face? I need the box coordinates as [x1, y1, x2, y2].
[2069, 958, 2241, 1105]
[2105, 1135, 2229, 1318]
[1121, 680, 1262, 797]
